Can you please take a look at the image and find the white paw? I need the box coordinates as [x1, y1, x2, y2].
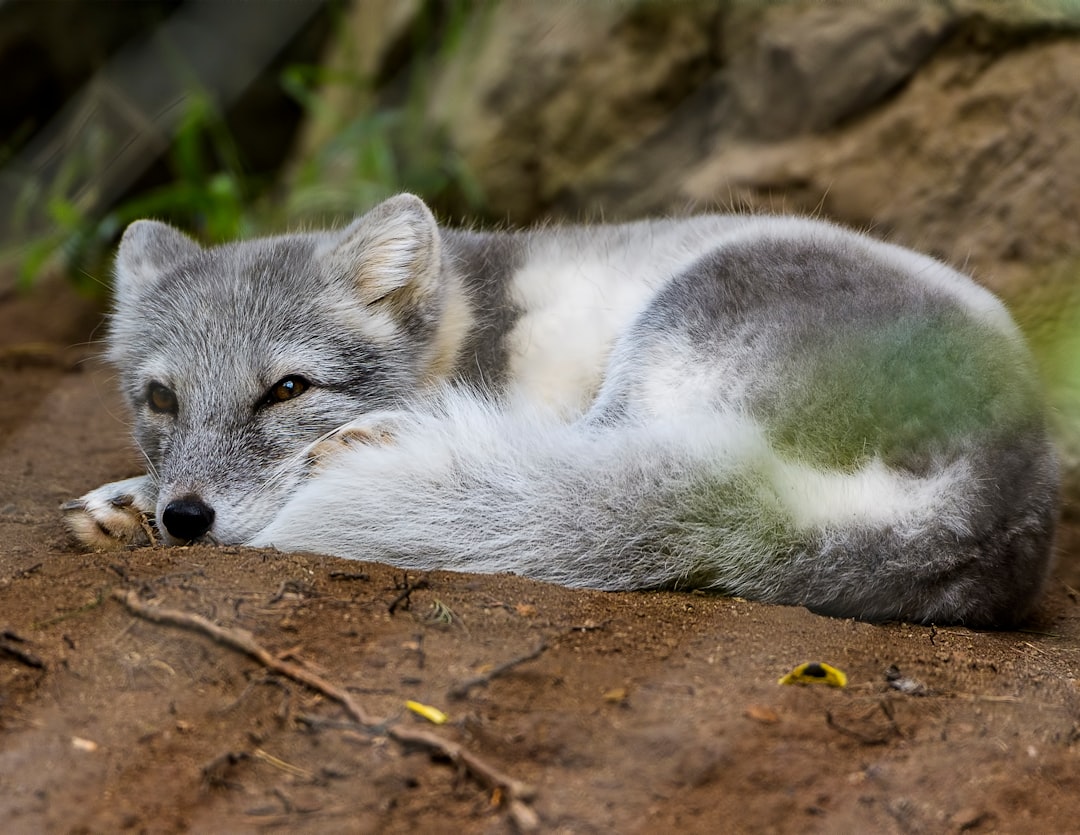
[306, 416, 400, 471]
[62, 475, 159, 550]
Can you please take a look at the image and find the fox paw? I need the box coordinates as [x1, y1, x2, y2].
[62, 475, 159, 550]
[306, 417, 399, 470]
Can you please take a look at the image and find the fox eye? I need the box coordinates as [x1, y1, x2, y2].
[147, 382, 178, 415]
[264, 375, 310, 406]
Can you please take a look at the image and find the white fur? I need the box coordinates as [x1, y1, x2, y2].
[504, 217, 745, 412]
[256, 394, 968, 557]
[764, 455, 969, 533]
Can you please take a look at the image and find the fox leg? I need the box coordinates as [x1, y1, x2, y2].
[305, 416, 400, 471]
[62, 475, 159, 550]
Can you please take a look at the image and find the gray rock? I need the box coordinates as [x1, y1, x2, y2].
[729, 4, 951, 138]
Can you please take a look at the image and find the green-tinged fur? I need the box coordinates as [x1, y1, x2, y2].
[672, 467, 802, 591]
[771, 314, 1040, 471]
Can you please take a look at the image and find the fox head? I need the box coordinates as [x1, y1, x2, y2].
[108, 193, 454, 544]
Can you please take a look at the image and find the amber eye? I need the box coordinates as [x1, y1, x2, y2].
[264, 375, 309, 406]
[147, 382, 178, 415]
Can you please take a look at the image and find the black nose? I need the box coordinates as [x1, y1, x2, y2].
[162, 496, 215, 541]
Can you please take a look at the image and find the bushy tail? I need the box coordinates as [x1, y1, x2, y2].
[253, 392, 1056, 626]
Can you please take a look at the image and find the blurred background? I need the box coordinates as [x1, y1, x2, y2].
[2, 0, 1080, 474]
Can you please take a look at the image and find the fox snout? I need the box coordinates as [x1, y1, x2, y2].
[162, 495, 216, 541]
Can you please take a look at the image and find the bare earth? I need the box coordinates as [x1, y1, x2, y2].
[2, 281, 1079, 834]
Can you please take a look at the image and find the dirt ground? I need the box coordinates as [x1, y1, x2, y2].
[2, 279, 1080, 835]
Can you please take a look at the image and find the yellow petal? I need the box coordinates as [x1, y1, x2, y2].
[777, 661, 848, 687]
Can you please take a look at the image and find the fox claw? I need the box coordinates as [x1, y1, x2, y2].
[63, 475, 159, 550]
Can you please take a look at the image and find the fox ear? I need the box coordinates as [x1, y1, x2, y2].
[324, 193, 442, 308]
[114, 220, 202, 304]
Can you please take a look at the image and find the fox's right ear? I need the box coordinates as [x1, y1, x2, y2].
[322, 193, 442, 311]
[113, 220, 202, 304]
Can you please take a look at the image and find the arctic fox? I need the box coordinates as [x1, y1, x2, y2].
[65, 194, 1058, 626]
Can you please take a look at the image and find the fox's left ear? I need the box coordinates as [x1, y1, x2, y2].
[114, 220, 203, 305]
[323, 193, 442, 310]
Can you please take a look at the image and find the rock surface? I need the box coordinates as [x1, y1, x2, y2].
[310, 2, 1079, 272]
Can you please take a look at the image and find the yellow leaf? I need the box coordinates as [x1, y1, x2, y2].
[602, 687, 628, 703]
[405, 700, 449, 724]
[777, 662, 847, 688]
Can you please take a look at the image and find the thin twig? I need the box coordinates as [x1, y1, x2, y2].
[254, 747, 313, 780]
[0, 630, 45, 669]
[201, 750, 250, 790]
[268, 579, 317, 605]
[388, 575, 429, 615]
[824, 700, 900, 746]
[110, 588, 537, 824]
[5, 562, 43, 582]
[111, 588, 378, 723]
[449, 642, 549, 701]
[328, 571, 370, 582]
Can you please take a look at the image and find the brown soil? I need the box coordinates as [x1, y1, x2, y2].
[2, 280, 1080, 834]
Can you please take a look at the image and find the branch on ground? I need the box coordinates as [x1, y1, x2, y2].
[110, 587, 538, 831]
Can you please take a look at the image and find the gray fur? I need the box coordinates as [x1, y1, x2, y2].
[67, 194, 1059, 626]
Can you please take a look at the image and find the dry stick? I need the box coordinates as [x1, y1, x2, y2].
[0, 631, 45, 669]
[111, 589, 379, 725]
[110, 589, 537, 824]
[448, 641, 549, 701]
[824, 700, 900, 746]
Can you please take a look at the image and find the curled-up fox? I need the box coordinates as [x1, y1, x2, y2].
[65, 194, 1059, 625]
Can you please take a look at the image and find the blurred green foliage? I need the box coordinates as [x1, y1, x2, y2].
[4, 2, 483, 295]
[1005, 259, 1080, 457]
[280, 1, 483, 225]
[6, 90, 256, 295]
